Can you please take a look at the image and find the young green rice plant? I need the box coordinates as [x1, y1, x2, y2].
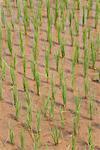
[91, 41, 96, 69]
[60, 107, 65, 128]
[71, 64, 75, 90]
[88, 125, 94, 150]
[73, 41, 80, 64]
[10, 66, 16, 85]
[63, 0, 68, 10]
[74, 16, 79, 36]
[26, 103, 32, 129]
[33, 133, 41, 150]
[70, 27, 74, 46]
[22, 55, 27, 77]
[57, 19, 61, 44]
[36, 111, 41, 134]
[15, 99, 21, 120]
[87, 26, 91, 39]
[37, 0, 42, 26]
[23, 0, 29, 34]
[61, 82, 67, 107]
[59, 66, 64, 87]
[12, 84, 18, 105]
[45, 49, 50, 80]
[29, 0, 34, 8]
[25, 89, 31, 105]
[47, 15, 52, 53]
[31, 60, 37, 80]
[23, 76, 29, 92]
[9, 128, 14, 145]
[19, 31, 25, 57]
[76, 0, 80, 10]
[16, 0, 21, 20]
[88, 95, 94, 120]
[1, 60, 6, 80]
[83, 29, 87, 49]
[33, 29, 39, 61]
[60, 39, 65, 58]
[35, 71, 40, 96]
[51, 126, 61, 145]
[54, 49, 60, 72]
[0, 79, 3, 100]
[1, 8, 6, 28]
[7, 25, 13, 56]
[69, 12, 72, 27]
[50, 76, 55, 101]
[71, 133, 76, 150]
[49, 98, 55, 119]
[84, 76, 90, 98]
[42, 95, 50, 117]
[20, 130, 25, 150]
[84, 48, 89, 78]
[82, 6, 86, 26]
[46, 0, 50, 19]
[95, 1, 99, 29]
[0, 24, 2, 68]
[54, 0, 59, 27]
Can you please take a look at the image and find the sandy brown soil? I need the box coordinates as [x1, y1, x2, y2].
[0, 0, 100, 150]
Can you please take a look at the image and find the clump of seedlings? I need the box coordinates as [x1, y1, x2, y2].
[15, 99, 21, 120]
[45, 49, 50, 80]
[51, 126, 61, 145]
[26, 103, 33, 129]
[20, 130, 25, 150]
[7, 25, 13, 56]
[54, 49, 60, 72]
[88, 95, 95, 120]
[88, 125, 94, 150]
[35, 71, 40, 96]
[9, 128, 14, 145]
[36, 111, 41, 134]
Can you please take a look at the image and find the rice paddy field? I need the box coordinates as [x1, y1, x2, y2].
[0, 0, 100, 149]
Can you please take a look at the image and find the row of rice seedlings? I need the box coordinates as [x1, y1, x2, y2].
[51, 125, 61, 145]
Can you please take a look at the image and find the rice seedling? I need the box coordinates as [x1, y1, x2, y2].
[26, 103, 32, 129]
[69, 12, 72, 27]
[45, 49, 50, 80]
[74, 16, 79, 36]
[0, 24, 2, 68]
[16, 0, 21, 20]
[49, 98, 55, 119]
[54, 49, 60, 71]
[10, 66, 16, 85]
[23, 0, 29, 34]
[95, 1, 99, 29]
[20, 130, 25, 150]
[1, 8, 6, 27]
[88, 95, 94, 120]
[76, 0, 80, 10]
[83, 29, 87, 49]
[91, 41, 96, 69]
[71, 133, 76, 150]
[50, 76, 55, 100]
[57, 19, 61, 44]
[35, 71, 40, 96]
[33, 133, 41, 150]
[51, 126, 61, 145]
[7, 25, 13, 56]
[70, 27, 74, 46]
[42, 95, 50, 117]
[9, 128, 14, 145]
[82, 6, 86, 26]
[71, 64, 75, 90]
[46, 0, 50, 19]
[29, 0, 34, 8]
[12, 84, 18, 105]
[47, 15, 52, 52]
[73, 41, 80, 64]
[1, 59, 6, 81]
[19, 31, 25, 57]
[37, 0, 42, 26]
[84, 77, 90, 98]
[0, 79, 3, 100]
[87, 27, 91, 39]
[25, 89, 31, 105]
[31, 60, 37, 80]
[60, 107, 65, 128]
[36, 111, 41, 133]
[33, 29, 39, 61]
[63, 0, 68, 10]
[59, 66, 64, 87]
[22, 55, 27, 77]
[60, 39, 65, 58]
[88, 125, 94, 150]
[23, 76, 29, 92]
[15, 99, 21, 120]
[61, 82, 67, 107]
[54, 0, 59, 27]
[84, 48, 89, 78]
